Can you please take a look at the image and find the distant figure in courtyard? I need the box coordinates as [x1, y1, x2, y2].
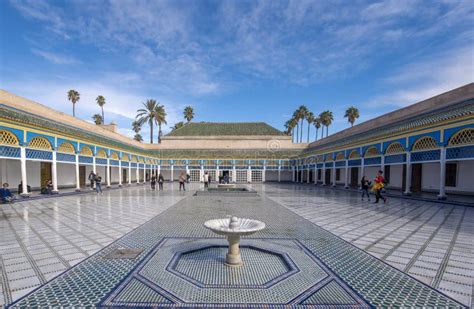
[203, 172, 209, 189]
[158, 173, 164, 191]
[45, 179, 53, 194]
[88, 171, 96, 190]
[18, 181, 31, 194]
[186, 173, 190, 183]
[151, 176, 156, 190]
[179, 172, 186, 191]
[0, 183, 14, 203]
[95, 174, 103, 195]
[360, 176, 371, 201]
[372, 170, 387, 204]
[224, 174, 229, 184]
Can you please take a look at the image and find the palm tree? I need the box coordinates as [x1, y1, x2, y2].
[297, 106, 308, 143]
[344, 106, 360, 127]
[306, 111, 314, 143]
[132, 120, 141, 133]
[67, 89, 80, 117]
[136, 99, 159, 144]
[313, 117, 321, 141]
[292, 111, 299, 143]
[92, 114, 103, 125]
[134, 133, 143, 142]
[318, 112, 326, 139]
[154, 104, 167, 143]
[320, 111, 334, 137]
[96, 95, 106, 123]
[183, 106, 194, 122]
[289, 117, 297, 142]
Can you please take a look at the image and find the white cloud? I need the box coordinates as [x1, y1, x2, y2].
[32, 49, 80, 64]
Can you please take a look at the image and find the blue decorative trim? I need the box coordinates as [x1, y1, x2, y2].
[79, 156, 93, 164]
[131, 163, 137, 168]
[411, 150, 440, 162]
[409, 131, 441, 150]
[121, 161, 129, 167]
[446, 145, 474, 160]
[0, 126, 24, 145]
[316, 163, 323, 168]
[335, 161, 346, 167]
[188, 165, 200, 169]
[364, 157, 381, 166]
[384, 154, 406, 164]
[96, 158, 108, 165]
[110, 159, 119, 166]
[26, 149, 52, 160]
[219, 165, 232, 170]
[56, 153, 75, 162]
[324, 162, 333, 168]
[348, 159, 362, 167]
[251, 166, 264, 170]
[0, 145, 20, 158]
[26, 132, 54, 149]
[443, 124, 474, 146]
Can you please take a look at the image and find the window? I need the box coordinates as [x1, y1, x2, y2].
[336, 169, 341, 181]
[445, 163, 457, 187]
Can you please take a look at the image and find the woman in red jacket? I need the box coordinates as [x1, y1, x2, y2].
[373, 170, 387, 204]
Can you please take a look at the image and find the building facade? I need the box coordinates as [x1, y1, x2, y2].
[0, 83, 473, 200]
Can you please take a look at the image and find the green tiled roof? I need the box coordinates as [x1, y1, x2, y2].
[157, 148, 302, 159]
[166, 122, 285, 136]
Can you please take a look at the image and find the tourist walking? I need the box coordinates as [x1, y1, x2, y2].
[372, 170, 387, 204]
[0, 183, 15, 203]
[151, 176, 156, 190]
[158, 173, 164, 191]
[360, 176, 371, 201]
[95, 174, 103, 195]
[203, 172, 209, 189]
[88, 171, 96, 190]
[179, 172, 186, 191]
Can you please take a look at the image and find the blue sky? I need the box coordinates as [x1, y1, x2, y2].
[0, 0, 473, 142]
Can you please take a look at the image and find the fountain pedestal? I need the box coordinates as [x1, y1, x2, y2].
[204, 216, 266, 267]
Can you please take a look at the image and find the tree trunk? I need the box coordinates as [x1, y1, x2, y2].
[300, 119, 303, 143]
[321, 126, 324, 139]
[307, 121, 310, 143]
[326, 126, 329, 137]
[158, 123, 162, 143]
[101, 107, 104, 123]
[149, 120, 154, 144]
[296, 124, 299, 143]
[315, 128, 318, 141]
[73, 103, 75, 117]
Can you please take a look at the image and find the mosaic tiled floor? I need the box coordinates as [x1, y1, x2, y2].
[4, 184, 468, 308]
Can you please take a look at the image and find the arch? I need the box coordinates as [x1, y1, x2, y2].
[58, 142, 75, 154]
[412, 136, 438, 151]
[316, 155, 324, 163]
[96, 149, 107, 158]
[335, 152, 345, 161]
[28, 136, 52, 150]
[80, 146, 93, 156]
[448, 128, 474, 146]
[324, 154, 333, 162]
[139, 157, 145, 163]
[385, 142, 405, 154]
[0, 130, 19, 146]
[121, 153, 129, 161]
[131, 155, 138, 162]
[110, 152, 119, 160]
[348, 150, 360, 159]
[364, 146, 379, 157]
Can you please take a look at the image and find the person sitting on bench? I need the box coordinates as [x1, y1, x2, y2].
[0, 183, 15, 203]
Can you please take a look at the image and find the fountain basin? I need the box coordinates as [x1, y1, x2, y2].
[204, 216, 266, 267]
[217, 183, 236, 189]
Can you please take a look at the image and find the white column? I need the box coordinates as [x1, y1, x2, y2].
[135, 164, 139, 184]
[75, 153, 81, 191]
[306, 167, 310, 183]
[128, 163, 132, 185]
[332, 165, 336, 187]
[360, 161, 365, 189]
[106, 159, 111, 188]
[215, 167, 219, 183]
[263, 165, 266, 183]
[292, 166, 295, 182]
[51, 151, 58, 193]
[278, 165, 281, 182]
[158, 165, 161, 177]
[322, 165, 326, 185]
[20, 147, 29, 196]
[186, 165, 190, 176]
[93, 156, 97, 174]
[314, 165, 317, 184]
[247, 166, 251, 183]
[404, 152, 412, 195]
[118, 160, 122, 187]
[171, 165, 174, 182]
[143, 164, 146, 183]
[200, 165, 204, 182]
[344, 161, 349, 189]
[232, 165, 236, 183]
[438, 147, 447, 200]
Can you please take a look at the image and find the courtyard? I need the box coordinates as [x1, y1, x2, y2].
[1, 184, 472, 307]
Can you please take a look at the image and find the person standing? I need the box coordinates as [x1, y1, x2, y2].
[151, 176, 156, 190]
[179, 172, 186, 191]
[186, 173, 191, 184]
[88, 171, 96, 190]
[203, 172, 209, 189]
[373, 170, 387, 204]
[95, 174, 103, 195]
[158, 173, 164, 191]
[360, 176, 371, 201]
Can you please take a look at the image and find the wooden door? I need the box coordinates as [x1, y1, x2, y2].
[79, 166, 86, 187]
[350, 167, 358, 188]
[325, 169, 331, 184]
[411, 164, 422, 192]
[40, 162, 52, 187]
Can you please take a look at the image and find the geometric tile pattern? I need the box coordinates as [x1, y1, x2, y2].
[7, 186, 465, 308]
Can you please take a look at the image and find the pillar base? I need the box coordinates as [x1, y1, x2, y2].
[75, 188, 81, 192]
[403, 191, 412, 196]
[52, 190, 59, 195]
[437, 195, 447, 200]
[344, 186, 349, 189]
[20, 193, 30, 198]
[118, 184, 122, 187]
[225, 253, 243, 267]
[106, 185, 111, 188]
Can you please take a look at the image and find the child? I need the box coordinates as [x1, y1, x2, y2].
[95, 174, 103, 195]
[361, 176, 371, 201]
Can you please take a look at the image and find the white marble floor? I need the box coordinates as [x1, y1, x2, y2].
[0, 183, 472, 307]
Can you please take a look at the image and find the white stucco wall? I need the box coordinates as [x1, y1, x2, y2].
[446, 161, 474, 193]
[280, 171, 293, 182]
[265, 170, 279, 181]
[57, 163, 76, 187]
[421, 163, 439, 191]
[386, 164, 403, 189]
